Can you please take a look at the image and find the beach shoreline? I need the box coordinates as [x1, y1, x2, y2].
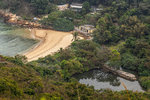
[23, 28, 73, 62]
[0, 9, 74, 62]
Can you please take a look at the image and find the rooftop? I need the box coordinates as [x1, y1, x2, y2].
[70, 3, 83, 9]
[80, 25, 95, 30]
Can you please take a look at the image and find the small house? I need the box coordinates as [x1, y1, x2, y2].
[79, 25, 95, 34]
[75, 25, 96, 36]
[57, 4, 69, 11]
[91, 6, 103, 13]
[70, 3, 83, 12]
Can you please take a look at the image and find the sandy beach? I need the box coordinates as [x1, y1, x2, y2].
[23, 29, 73, 62]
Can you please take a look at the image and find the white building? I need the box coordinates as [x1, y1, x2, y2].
[91, 6, 103, 14]
[70, 3, 83, 12]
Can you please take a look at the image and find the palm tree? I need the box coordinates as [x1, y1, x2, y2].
[72, 32, 79, 41]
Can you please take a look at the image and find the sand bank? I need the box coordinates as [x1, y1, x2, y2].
[23, 29, 73, 62]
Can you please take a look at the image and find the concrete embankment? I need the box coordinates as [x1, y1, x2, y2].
[103, 65, 137, 81]
[0, 9, 50, 29]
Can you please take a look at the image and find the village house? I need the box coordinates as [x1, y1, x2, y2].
[75, 25, 96, 36]
[91, 7, 103, 13]
[70, 3, 83, 12]
[90, 6, 103, 14]
[79, 25, 95, 33]
[57, 4, 69, 11]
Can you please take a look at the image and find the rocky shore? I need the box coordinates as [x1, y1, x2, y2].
[0, 9, 50, 29]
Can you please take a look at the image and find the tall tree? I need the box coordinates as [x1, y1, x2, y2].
[81, 1, 90, 15]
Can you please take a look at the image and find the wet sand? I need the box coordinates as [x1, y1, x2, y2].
[23, 29, 73, 62]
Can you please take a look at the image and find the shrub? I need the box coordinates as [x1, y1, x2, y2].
[139, 76, 150, 90]
[53, 18, 74, 32]
[0, 78, 22, 96]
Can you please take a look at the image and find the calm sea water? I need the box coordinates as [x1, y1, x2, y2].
[74, 69, 144, 92]
[0, 19, 38, 56]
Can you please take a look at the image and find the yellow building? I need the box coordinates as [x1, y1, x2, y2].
[79, 25, 96, 34]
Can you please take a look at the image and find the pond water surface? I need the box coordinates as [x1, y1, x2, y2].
[74, 69, 144, 92]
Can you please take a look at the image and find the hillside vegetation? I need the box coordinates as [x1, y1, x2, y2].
[0, 43, 150, 100]
[0, 0, 150, 99]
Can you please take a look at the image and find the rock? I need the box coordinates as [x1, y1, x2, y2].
[0, 9, 49, 29]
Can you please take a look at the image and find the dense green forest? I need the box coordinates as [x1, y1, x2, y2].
[0, 42, 150, 100]
[0, 0, 150, 99]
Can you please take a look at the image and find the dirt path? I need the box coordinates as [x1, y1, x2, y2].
[23, 29, 73, 62]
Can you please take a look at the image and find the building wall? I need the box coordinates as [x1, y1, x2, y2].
[79, 26, 95, 34]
